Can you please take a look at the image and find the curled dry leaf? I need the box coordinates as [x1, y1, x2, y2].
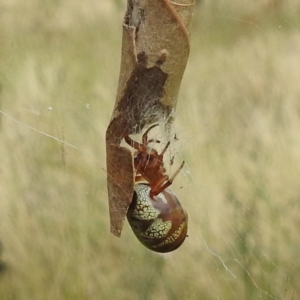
[106, 0, 194, 237]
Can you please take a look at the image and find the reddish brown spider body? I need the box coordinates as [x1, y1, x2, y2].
[125, 124, 188, 253]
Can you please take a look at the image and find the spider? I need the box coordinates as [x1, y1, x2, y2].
[124, 124, 185, 198]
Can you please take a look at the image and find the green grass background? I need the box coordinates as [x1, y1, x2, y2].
[1, 1, 300, 299]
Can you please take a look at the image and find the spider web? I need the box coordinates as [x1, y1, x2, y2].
[1, 1, 300, 300]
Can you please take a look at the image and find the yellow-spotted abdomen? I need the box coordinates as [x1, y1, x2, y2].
[127, 183, 188, 253]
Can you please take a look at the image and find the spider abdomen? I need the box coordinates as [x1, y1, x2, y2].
[127, 184, 188, 253]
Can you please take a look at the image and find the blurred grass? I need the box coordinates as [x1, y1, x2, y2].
[1, 1, 300, 299]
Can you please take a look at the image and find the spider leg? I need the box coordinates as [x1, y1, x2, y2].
[125, 124, 159, 150]
[147, 139, 160, 144]
[151, 141, 170, 174]
[150, 161, 185, 197]
[142, 124, 159, 145]
[124, 135, 145, 151]
[160, 141, 170, 156]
